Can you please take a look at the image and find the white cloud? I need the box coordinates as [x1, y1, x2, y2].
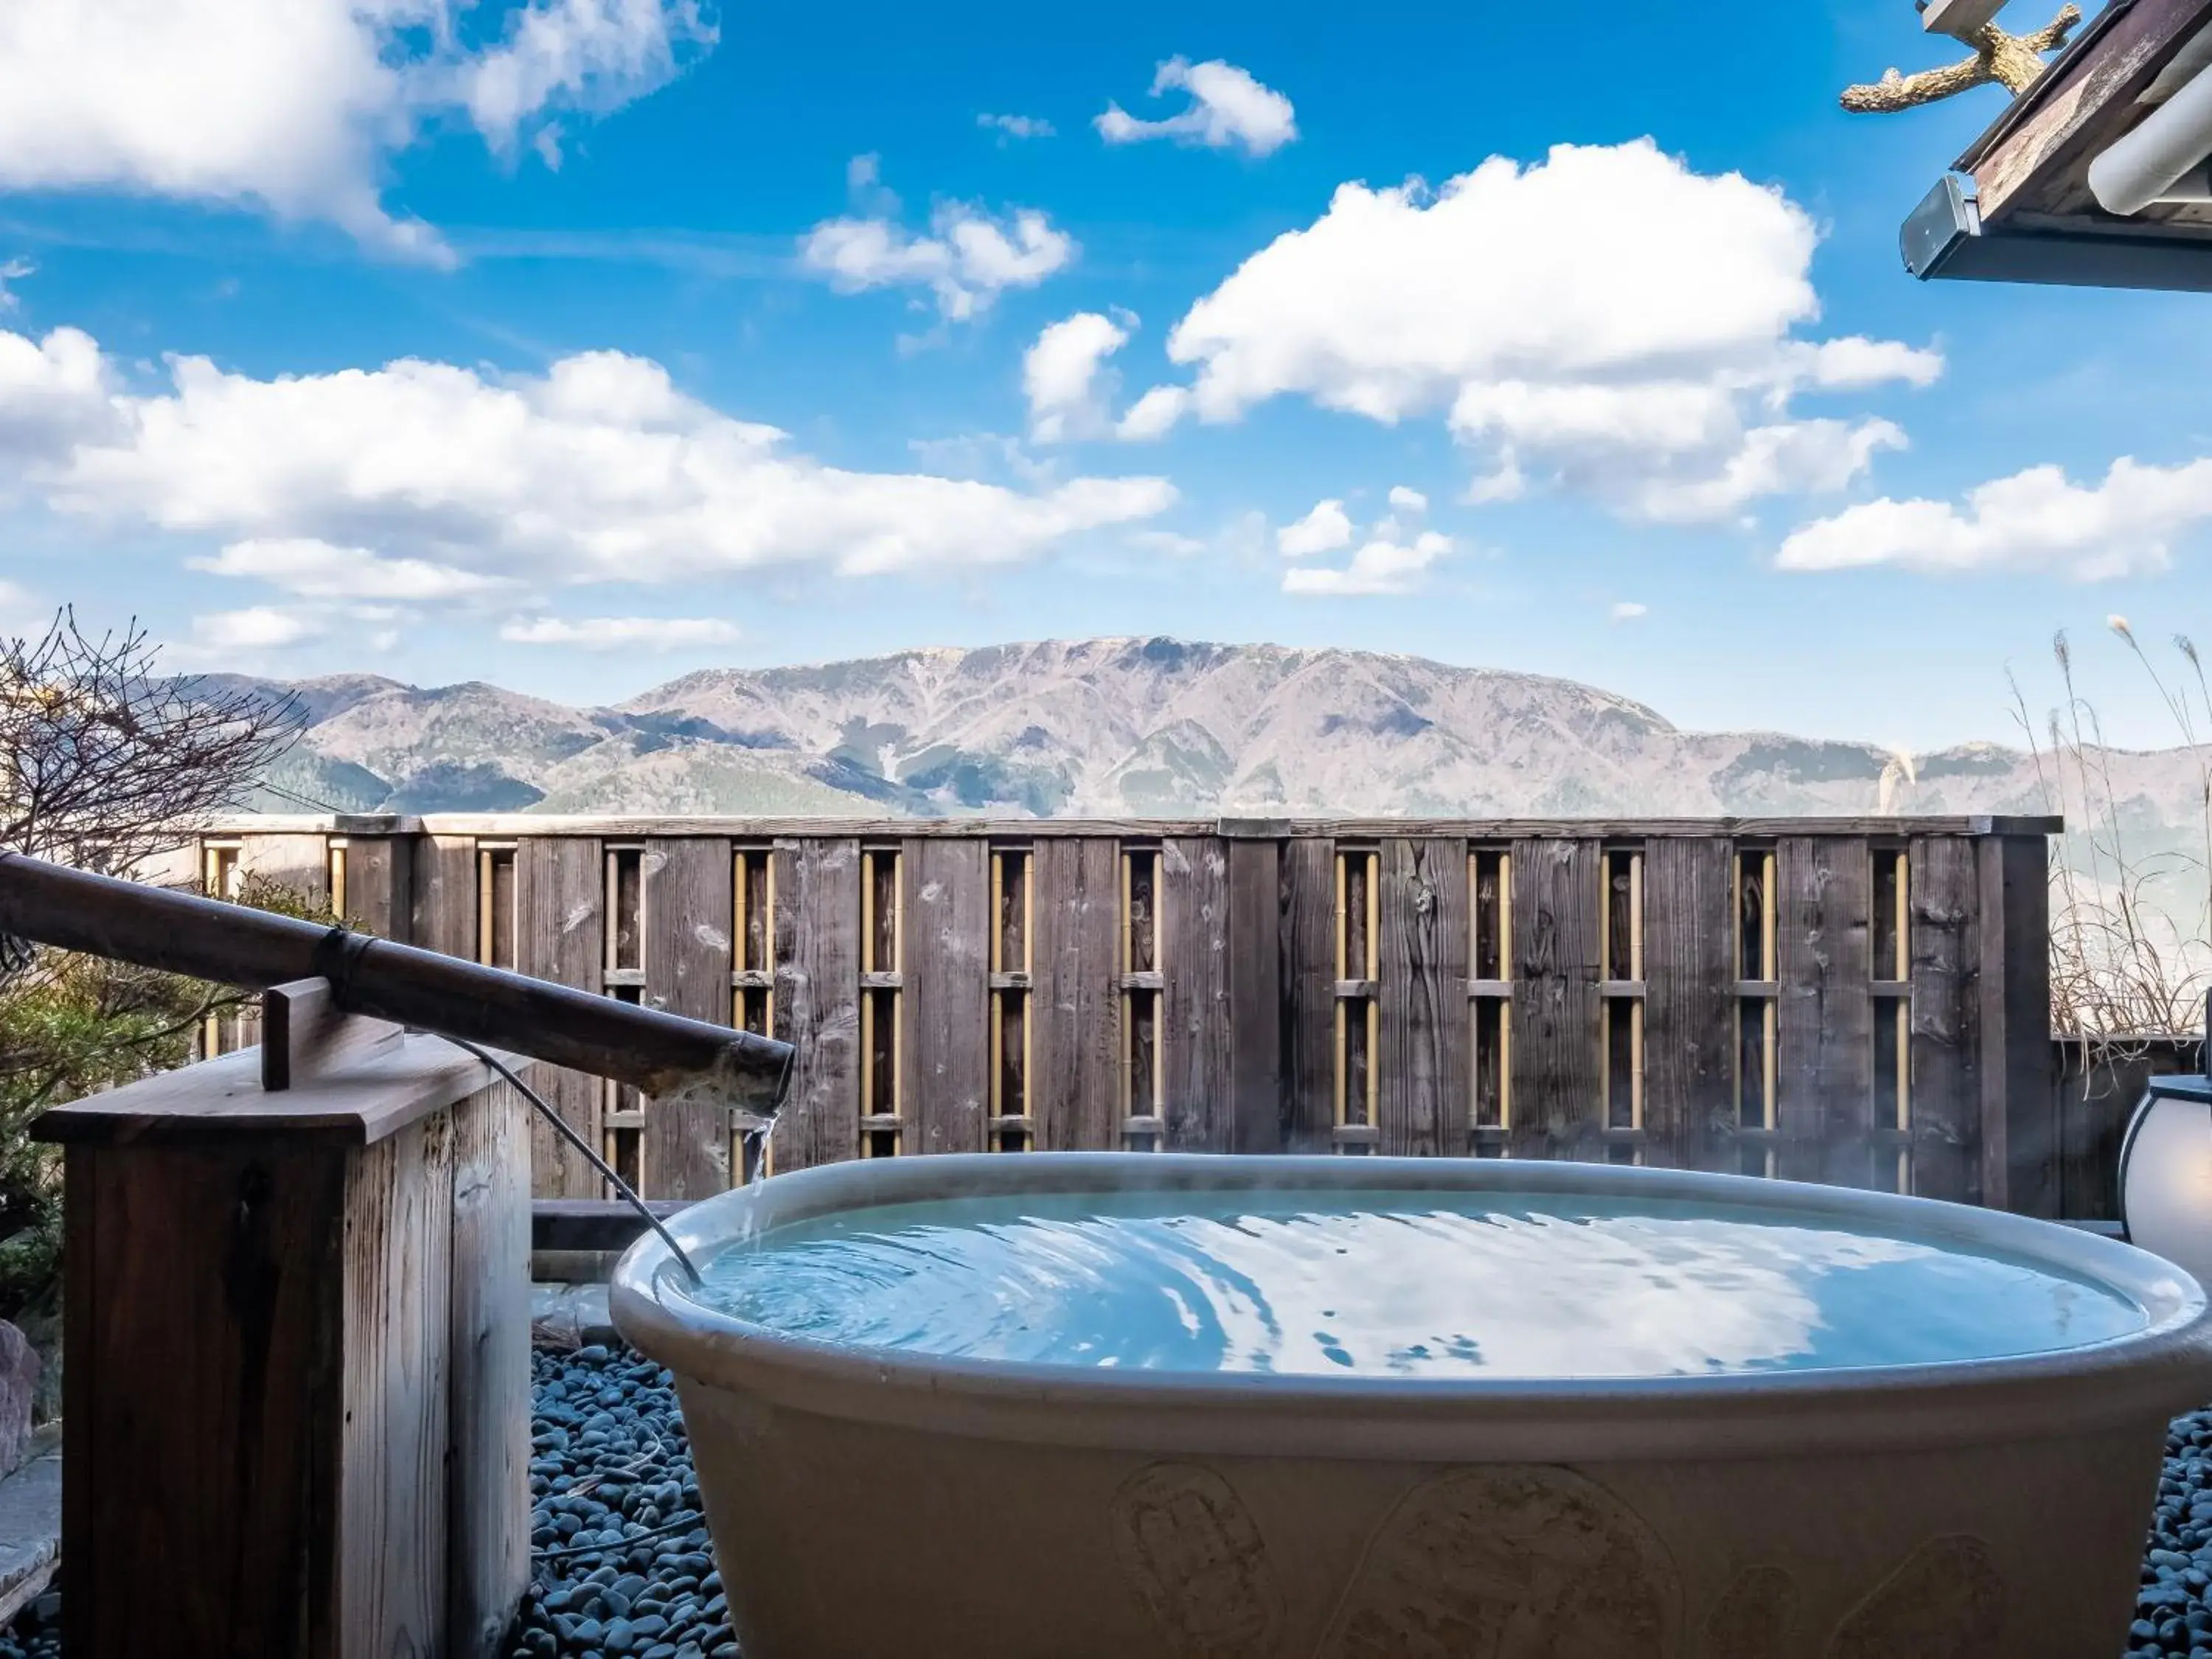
[0, 323, 1178, 588]
[453, 0, 708, 159]
[1024, 311, 1130, 442]
[978, 113, 1054, 141]
[801, 159, 1077, 324]
[501, 614, 742, 650]
[0, 0, 712, 260]
[1282, 531, 1451, 597]
[1611, 600, 1649, 621]
[1775, 456, 2212, 580]
[190, 538, 512, 600]
[1276, 498, 1353, 557]
[0, 324, 119, 463]
[191, 606, 321, 652]
[1096, 58, 1297, 158]
[1388, 485, 1427, 515]
[1152, 140, 1936, 524]
[1115, 385, 1189, 442]
[0, 258, 31, 313]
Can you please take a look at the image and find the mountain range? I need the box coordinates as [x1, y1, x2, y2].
[212, 639, 2206, 849]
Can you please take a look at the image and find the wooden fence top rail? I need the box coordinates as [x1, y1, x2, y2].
[195, 813, 2069, 839]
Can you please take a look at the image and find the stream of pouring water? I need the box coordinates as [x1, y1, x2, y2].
[448, 1037, 796, 1289]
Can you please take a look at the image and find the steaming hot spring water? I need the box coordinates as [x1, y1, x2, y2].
[611, 1155, 2212, 1658]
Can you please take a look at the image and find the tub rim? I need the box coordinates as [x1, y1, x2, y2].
[611, 1153, 2212, 1464]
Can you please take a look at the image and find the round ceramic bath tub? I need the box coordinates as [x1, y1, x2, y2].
[611, 1155, 2212, 1659]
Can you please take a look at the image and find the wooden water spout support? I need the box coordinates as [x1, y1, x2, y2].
[0, 852, 796, 1659]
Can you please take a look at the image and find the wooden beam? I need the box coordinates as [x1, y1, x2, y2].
[1981, 833, 2059, 1216]
[1508, 838, 1601, 1159]
[1910, 836, 1983, 1204]
[1032, 839, 1119, 1152]
[1775, 838, 1876, 1188]
[515, 837, 606, 1198]
[1225, 838, 1284, 1155]
[1161, 838, 1231, 1151]
[902, 838, 990, 1155]
[770, 838, 862, 1170]
[194, 813, 2070, 840]
[1969, 0, 2212, 221]
[641, 838, 734, 1197]
[1378, 838, 1469, 1158]
[531, 1197, 688, 1253]
[1643, 838, 1735, 1172]
[1280, 839, 1337, 1155]
[1924, 0, 2014, 38]
[260, 977, 403, 1092]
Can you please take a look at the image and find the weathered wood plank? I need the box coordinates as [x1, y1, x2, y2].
[341, 835, 414, 940]
[1032, 839, 1120, 1151]
[259, 979, 403, 1092]
[63, 1141, 350, 1657]
[1281, 838, 1336, 1155]
[1507, 838, 1601, 1159]
[1970, 0, 2210, 221]
[1226, 838, 1283, 1155]
[240, 832, 331, 904]
[323, 812, 2061, 840]
[341, 1114, 454, 1659]
[641, 838, 734, 1198]
[411, 834, 479, 961]
[446, 1082, 531, 1659]
[1378, 838, 1469, 1157]
[516, 836, 605, 1197]
[1982, 833, 2058, 1216]
[1910, 835, 1982, 1204]
[1775, 837, 1875, 1187]
[38, 1037, 510, 1148]
[1643, 838, 1735, 1171]
[771, 838, 862, 1170]
[1161, 838, 1231, 1151]
[902, 838, 990, 1155]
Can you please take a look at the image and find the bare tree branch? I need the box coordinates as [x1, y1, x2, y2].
[1841, 6, 2081, 113]
[0, 608, 304, 874]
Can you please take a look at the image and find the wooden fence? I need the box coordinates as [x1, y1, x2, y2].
[186, 813, 2073, 1215]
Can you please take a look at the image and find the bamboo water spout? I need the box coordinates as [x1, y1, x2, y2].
[0, 850, 794, 1118]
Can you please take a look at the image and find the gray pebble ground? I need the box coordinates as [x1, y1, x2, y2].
[506, 1343, 739, 1659]
[6, 1357, 2211, 1656]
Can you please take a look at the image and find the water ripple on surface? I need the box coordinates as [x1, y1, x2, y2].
[683, 1189, 2149, 1379]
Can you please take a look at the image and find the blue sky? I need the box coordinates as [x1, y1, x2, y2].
[1, 0, 2208, 751]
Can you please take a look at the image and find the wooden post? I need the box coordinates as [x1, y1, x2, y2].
[1911, 835, 1983, 1205]
[771, 837, 863, 1169]
[902, 837, 990, 1155]
[341, 830, 417, 942]
[643, 838, 735, 1196]
[1980, 831, 2059, 1216]
[1642, 837, 1734, 1172]
[1161, 837, 1231, 1150]
[1378, 838, 1469, 1158]
[1509, 838, 1602, 1160]
[1279, 839, 1337, 1156]
[1030, 838, 1120, 1152]
[516, 836, 608, 1197]
[38, 995, 534, 1659]
[1775, 837, 1875, 1188]
[1224, 836, 1284, 1156]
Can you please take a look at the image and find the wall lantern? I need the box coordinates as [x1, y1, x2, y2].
[2120, 1012, 2212, 1289]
